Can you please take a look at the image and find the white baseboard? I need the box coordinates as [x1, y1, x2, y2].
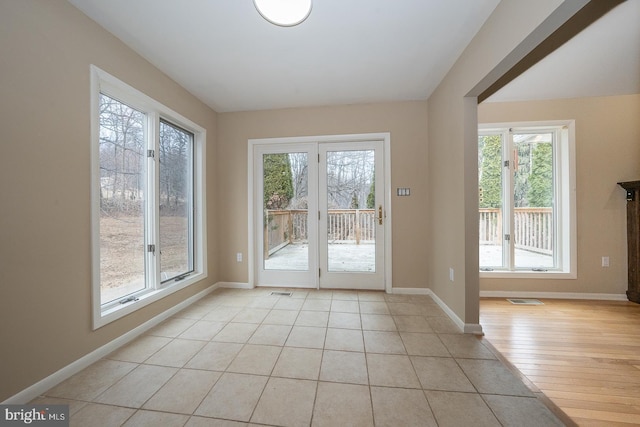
[463, 323, 485, 335]
[390, 287, 430, 295]
[390, 287, 483, 336]
[217, 281, 253, 289]
[480, 290, 628, 301]
[427, 290, 484, 336]
[3, 283, 219, 405]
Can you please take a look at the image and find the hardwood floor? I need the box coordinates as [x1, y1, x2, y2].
[480, 298, 640, 426]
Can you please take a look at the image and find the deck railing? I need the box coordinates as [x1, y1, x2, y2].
[266, 207, 553, 259]
[264, 209, 375, 258]
[327, 209, 376, 243]
[479, 207, 553, 255]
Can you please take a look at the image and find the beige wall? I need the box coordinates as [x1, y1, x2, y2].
[1, 0, 624, 403]
[0, 0, 218, 401]
[479, 94, 640, 295]
[427, 0, 568, 326]
[217, 102, 429, 288]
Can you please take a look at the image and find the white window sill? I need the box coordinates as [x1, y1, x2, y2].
[93, 273, 206, 330]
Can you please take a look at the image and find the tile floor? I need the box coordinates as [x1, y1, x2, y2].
[33, 288, 564, 426]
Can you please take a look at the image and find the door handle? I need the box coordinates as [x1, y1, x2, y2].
[378, 205, 383, 225]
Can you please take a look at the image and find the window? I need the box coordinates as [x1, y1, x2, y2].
[478, 121, 576, 277]
[91, 66, 207, 328]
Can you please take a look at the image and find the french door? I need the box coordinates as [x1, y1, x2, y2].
[253, 139, 386, 290]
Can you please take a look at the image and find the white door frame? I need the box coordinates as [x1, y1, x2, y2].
[248, 133, 392, 293]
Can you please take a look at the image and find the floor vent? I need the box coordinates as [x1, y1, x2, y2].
[270, 291, 293, 297]
[507, 298, 544, 305]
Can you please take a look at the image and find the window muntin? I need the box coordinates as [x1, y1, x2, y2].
[91, 65, 206, 328]
[479, 123, 574, 275]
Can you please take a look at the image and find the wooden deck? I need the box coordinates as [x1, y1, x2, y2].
[480, 298, 640, 426]
[264, 242, 375, 272]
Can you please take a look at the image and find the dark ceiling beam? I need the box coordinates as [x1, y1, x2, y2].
[473, 0, 626, 103]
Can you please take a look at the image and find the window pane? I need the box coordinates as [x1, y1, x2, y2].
[512, 133, 555, 269]
[478, 134, 504, 268]
[325, 150, 376, 272]
[159, 120, 194, 282]
[263, 153, 309, 271]
[98, 94, 146, 304]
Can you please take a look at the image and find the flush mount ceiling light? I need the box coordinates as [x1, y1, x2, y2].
[254, 0, 312, 27]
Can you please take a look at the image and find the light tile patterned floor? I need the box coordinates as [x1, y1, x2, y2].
[34, 288, 564, 426]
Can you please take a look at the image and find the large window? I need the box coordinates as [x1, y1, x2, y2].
[91, 66, 206, 328]
[478, 122, 576, 277]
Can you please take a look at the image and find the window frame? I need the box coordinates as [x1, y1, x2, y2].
[479, 120, 576, 279]
[90, 65, 207, 329]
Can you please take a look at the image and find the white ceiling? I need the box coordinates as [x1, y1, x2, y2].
[488, 0, 640, 102]
[67, 0, 639, 112]
[67, 0, 500, 112]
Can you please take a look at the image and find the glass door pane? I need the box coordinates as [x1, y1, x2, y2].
[512, 132, 555, 269]
[255, 139, 384, 290]
[159, 120, 194, 282]
[98, 94, 147, 304]
[478, 133, 504, 269]
[263, 152, 309, 271]
[325, 149, 376, 272]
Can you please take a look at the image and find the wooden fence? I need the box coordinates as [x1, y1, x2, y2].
[327, 209, 376, 243]
[479, 207, 553, 255]
[266, 207, 553, 259]
[264, 209, 375, 259]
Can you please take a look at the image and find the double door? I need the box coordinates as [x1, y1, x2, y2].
[254, 140, 385, 290]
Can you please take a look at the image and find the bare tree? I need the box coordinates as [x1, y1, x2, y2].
[326, 150, 374, 209]
[99, 94, 145, 216]
[288, 152, 308, 208]
[159, 120, 192, 215]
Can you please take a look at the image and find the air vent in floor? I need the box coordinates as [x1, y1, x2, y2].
[507, 298, 544, 305]
[270, 291, 293, 297]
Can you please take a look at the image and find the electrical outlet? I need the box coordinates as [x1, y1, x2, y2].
[602, 256, 609, 267]
[237, 252, 243, 263]
[449, 268, 454, 282]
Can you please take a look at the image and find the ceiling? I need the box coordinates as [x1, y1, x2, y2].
[67, 0, 500, 112]
[488, 0, 640, 102]
[67, 0, 639, 113]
